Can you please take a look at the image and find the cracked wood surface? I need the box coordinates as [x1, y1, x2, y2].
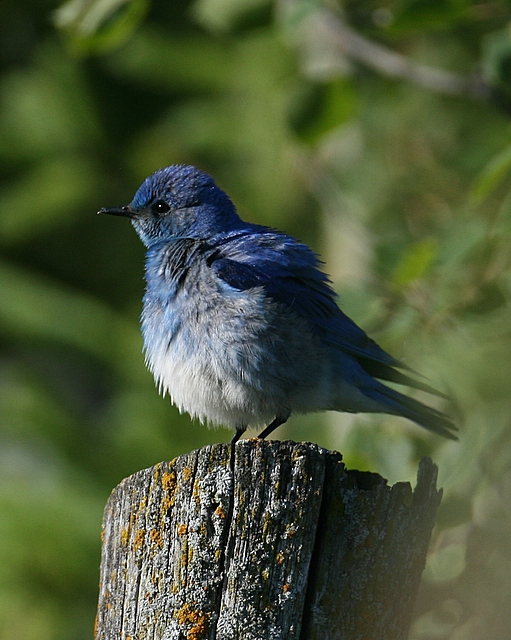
[95, 440, 441, 640]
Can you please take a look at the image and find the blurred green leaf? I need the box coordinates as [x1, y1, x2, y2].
[0, 261, 144, 383]
[424, 542, 466, 583]
[193, 0, 271, 32]
[289, 79, 357, 143]
[0, 361, 76, 444]
[390, 0, 472, 32]
[0, 47, 99, 159]
[392, 238, 438, 289]
[482, 27, 511, 87]
[461, 281, 507, 315]
[54, 0, 148, 53]
[104, 28, 235, 90]
[0, 443, 103, 640]
[436, 494, 472, 528]
[470, 143, 511, 202]
[0, 157, 97, 243]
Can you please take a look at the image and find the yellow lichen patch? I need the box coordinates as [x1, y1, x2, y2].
[160, 473, 177, 524]
[214, 505, 226, 518]
[176, 603, 209, 640]
[192, 480, 201, 507]
[182, 467, 192, 483]
[276, 551, 285, 565]
[132, 529, 145, 551]
[149, 529, 163, 548]
[161, 470, 177, 512]
[178, 523, 188, 536]
[120, 527, 130, 547]
[162, 470, 176, 493]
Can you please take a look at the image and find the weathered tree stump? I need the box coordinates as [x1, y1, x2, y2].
[95, 439, 441, 640]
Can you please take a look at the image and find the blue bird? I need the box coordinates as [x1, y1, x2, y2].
[99, 165, 457, 443]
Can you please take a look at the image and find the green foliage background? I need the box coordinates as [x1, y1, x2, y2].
[2, 0, 511, 637]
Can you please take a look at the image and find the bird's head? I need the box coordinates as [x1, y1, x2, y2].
[98, 165, 242, 247]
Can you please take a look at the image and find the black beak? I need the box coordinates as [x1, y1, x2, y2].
[97, 205, 135, 218]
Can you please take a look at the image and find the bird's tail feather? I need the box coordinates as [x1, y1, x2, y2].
[358, 358, 450, 400]
[367, 382, 458, 440]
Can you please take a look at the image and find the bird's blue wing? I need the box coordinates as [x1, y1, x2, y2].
[208, 229, 401, 369]
[208, 229, 452, 401]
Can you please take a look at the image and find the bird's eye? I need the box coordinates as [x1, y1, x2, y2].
[152, 200, 170, 215]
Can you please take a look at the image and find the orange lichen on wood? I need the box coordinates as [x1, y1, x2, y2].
[149, 529, 163, 548]
[176, 603, 209, 640]
[120, 528, 130, 547]
[132, 529, 145, 551]
[161, 470, 177, 510]
[214, 505, 226, 518]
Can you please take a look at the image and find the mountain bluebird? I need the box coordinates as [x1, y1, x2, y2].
[99, 165, 457, 443]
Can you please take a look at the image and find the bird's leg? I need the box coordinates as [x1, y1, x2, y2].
[257, 415, 289, 440]
[230, 427, 246, 444]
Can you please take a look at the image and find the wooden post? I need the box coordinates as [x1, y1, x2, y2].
[95, 439, 441, 640]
